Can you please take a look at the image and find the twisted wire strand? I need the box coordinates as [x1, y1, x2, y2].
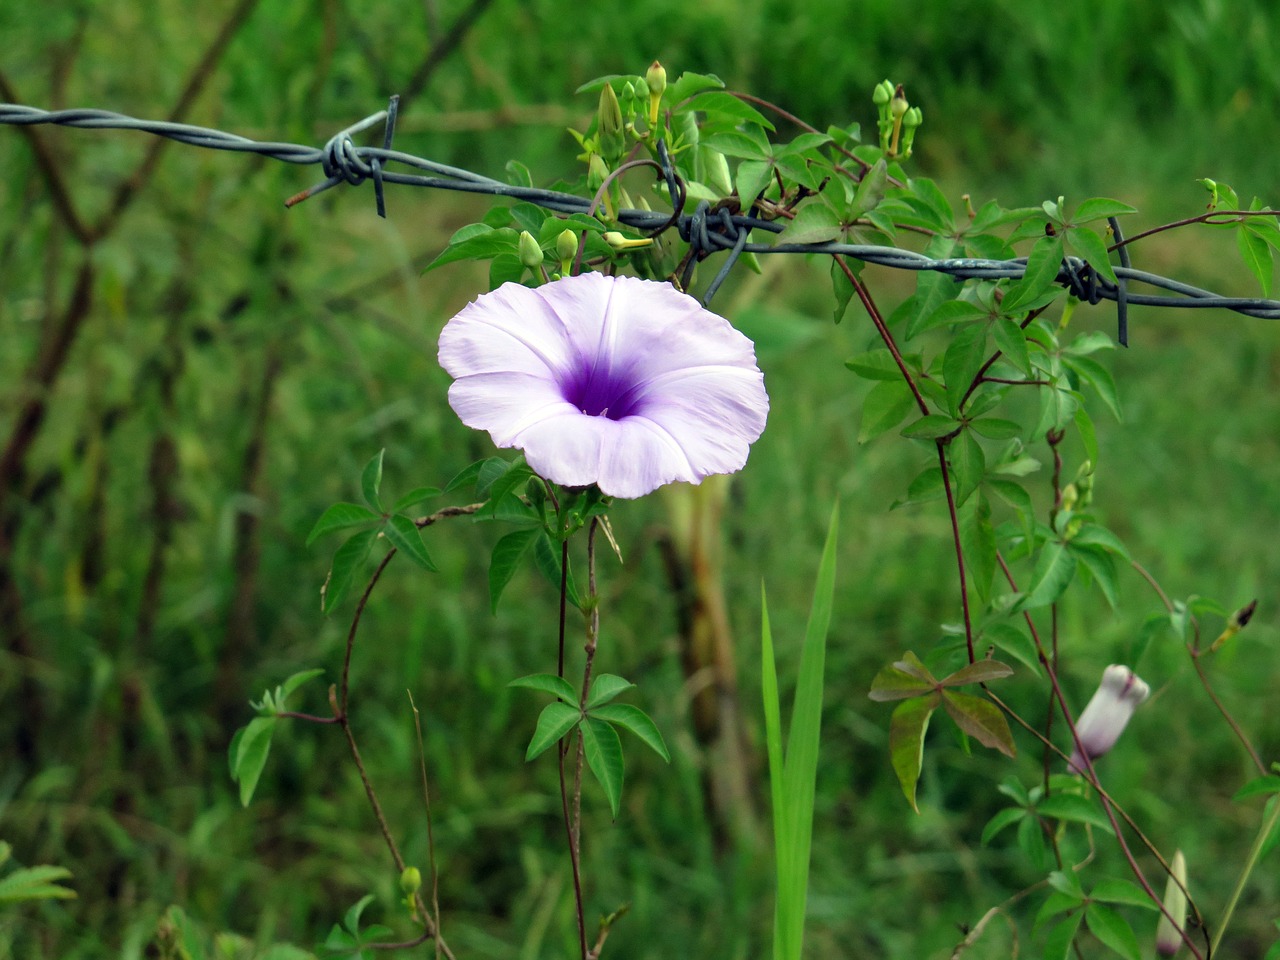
[4, 101, 1280, 325]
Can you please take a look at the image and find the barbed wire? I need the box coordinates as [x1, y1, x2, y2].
[5, 99, 1280, 342]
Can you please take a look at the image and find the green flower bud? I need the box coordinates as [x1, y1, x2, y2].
[872, 79, 893, 106]
[890, 84, 909, 120]
[556, 228, 579, 265]
[518, 230, 543, 269]
[1155, 850, 1188, 957]
[587, 153, 610, 192]
[399, 866, 422, 896]
[602, 231, 653, 252]
[598, 83, 625, 162]
[646, 60, 667, 127]
[703, 148, 732, 196]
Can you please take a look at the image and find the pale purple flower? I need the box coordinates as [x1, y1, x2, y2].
[1067, 664, 1150, 773]
[437, 273, 769, 499]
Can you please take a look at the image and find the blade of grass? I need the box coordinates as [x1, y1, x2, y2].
[765, 501, 840, 960]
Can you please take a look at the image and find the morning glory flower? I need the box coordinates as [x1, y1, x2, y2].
[1067, 664, 1150, 773]
[437, 273, 769, 499]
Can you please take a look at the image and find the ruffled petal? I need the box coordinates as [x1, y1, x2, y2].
[437, 273, 770, 498]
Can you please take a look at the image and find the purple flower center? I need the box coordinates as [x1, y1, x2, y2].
[561, 360, 643, 421]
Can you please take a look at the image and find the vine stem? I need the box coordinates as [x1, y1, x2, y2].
[336, 548, 455, 960]
[993, 553, 1206, 960]
[1130, 559, 1266, 775]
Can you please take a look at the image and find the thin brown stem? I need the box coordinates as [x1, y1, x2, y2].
[834, 256, 929, 415]
[937, 442, 975, 662]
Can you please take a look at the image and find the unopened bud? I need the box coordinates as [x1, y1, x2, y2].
[598, 84, 625, 162]
[602, 231, 653, 252]
[587, 154, 609, 192]
[1209, 599, 1258, 653]
[1155, 850, 1188, 957]
[1067, 664, 1149, 773]
[872, 79, 893, 106]
[646, 61, 667, 127]
[518, 230, 543, 269]
[555, 228, 579, 265]
[399, 866, 422, 896]
[890, 84, 909, 120]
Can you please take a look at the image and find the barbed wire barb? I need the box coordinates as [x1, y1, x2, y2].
[4, 100, 1280, 330]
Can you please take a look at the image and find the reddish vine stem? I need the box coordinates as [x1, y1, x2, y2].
[1108, 209, 1280, 252]
[834, 255, 929, 416]
[936, 441, 976, 663]
[993, 552, 1206, 960]
[1132, 561, 1266, 775]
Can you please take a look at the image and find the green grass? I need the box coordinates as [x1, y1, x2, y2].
[3, 1, 1280, 957]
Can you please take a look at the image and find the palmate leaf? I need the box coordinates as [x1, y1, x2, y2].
[941, 690, 1016, 757]
[585, 674, 636, 708]
[488, 528, 540, 612]
[321, 528, 380, 615]
[524, 702, 582, 761]
[581, 717, 624, 818]
[383, 514, 436, 572]
[507, 673, 577, 704]
[1085, 903, 1142, 960]
[589, 704, 671, 763]
[889, 694, 939, 813]
[868, 651, 937, 701]
[306, 502, 379, 546]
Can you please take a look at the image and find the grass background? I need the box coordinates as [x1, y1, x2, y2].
[2, 0, 1279, 957]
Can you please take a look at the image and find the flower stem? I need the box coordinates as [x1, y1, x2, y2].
[1213, 792, 1280, 956]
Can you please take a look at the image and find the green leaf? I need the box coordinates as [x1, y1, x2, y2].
[1074, 406, 1099, 464]
[890, 694, 938, 812]
[1237, 224, 1273, 296]
[1073, 198, 1138, 223]
[322, 528, 380, 614]
[230, 716, 276, 807]
[1085, 903, 1141, 960]
[778, 202, 843, 246]
[959, 491, 997, 602]
[1070, 543, 1119, 608]
[278, 668, 325, 703]
[941, 690, 1016, 757]
[942, 324, 988, 417]
[590, 703, 671, 762]
[424, 226, 520, 272]
[586, 673, 636, 708]
[384, 514, 436, 572]
[849, 158, 888, 220]
[508, 673, 577, 703]
[993, 316, 1032, 375]
[981, 806, 1026, 846]
[949, 429, 986, 507]
[1004, 234, 1065, 313]
[1043, 912, 1085, 960]
[1036, 793, 1114, 832]
[969, 417, 1022, 440]
[1064, 354, 1122, 420]
[1066, 225, 1118, 284]
[524, 701, 582, 761]
[901, 414, 959, 440]
[488, 528, 540, 612]
[532, 532, 582, 609]
[0, 865, 76, 903]
[306, 502, 380, 546]
[581, 717, 625, 818]
[392, 486, 442, 513]
[982, 622, 1042, 676]
[830, 255, 857, 323]
[844, 348, 910, 381]
[1019, 811, 1050, 873]
[683, 90, 775, 130]
[443, 459, 486, 495]
[1015, 541, 1077, 611]
[735, 159, 773, 210]
[360, 450, 385, 512]
[1233, 774, 1280, 802]
[1090, 878, 1159, 909]
[859, 380, 917, 442]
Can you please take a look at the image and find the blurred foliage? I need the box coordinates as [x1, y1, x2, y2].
[1, 0, 1279, 958]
